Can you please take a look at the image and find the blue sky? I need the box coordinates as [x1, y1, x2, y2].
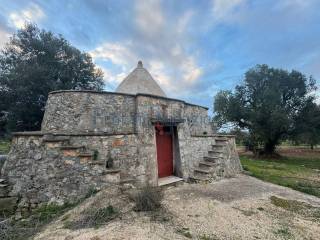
[0, 0, 319, 110]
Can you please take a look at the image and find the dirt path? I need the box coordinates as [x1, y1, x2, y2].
[35, 175, 320, 240]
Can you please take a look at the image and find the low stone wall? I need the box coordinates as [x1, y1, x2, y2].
[1, 133, 141, 211]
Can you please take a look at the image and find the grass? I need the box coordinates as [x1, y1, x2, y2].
[240, 154, 320, 197]
[0, 139, 10, 154]
[176, 227, 192, 238]
[0, 202, 78, 240]
[270, 196, 320, 221]
[274, 225, 293, 239]
[0, 187, 99, 240]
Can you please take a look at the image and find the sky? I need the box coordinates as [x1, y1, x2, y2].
[0, 0, 319, 110]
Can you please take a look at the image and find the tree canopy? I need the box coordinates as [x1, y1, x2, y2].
[0, 24, 104, 134]
[292, 100, 320, 149]
[214, 64, 317, 154]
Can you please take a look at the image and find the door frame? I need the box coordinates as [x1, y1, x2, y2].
[154, 123, 182, 184]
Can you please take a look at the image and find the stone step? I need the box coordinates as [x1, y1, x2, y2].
[0, 184, 8, 188]
[194, 168, 211, 174]
[211, 144, 224, 148]
[203, 156, 220, 162]
[199, 161, 219, 167]
[208, 150, 224, 154]
[189, 176, 210, 182]
[215, 138, 229, 142]
[158, 176, 184, 187]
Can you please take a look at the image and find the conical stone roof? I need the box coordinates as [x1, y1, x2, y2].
[116, 61, 166, 97]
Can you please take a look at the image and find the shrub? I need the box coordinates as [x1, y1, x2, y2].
[132, 185, 163, 212]
[64, 205, 118, 229]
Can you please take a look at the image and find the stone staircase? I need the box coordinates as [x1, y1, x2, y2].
[191, 137, 229, 182]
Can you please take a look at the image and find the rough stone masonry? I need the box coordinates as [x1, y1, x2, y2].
[0, 61, 242, 212]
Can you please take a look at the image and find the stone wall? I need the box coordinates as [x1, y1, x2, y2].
[41, 91, 136, 134]
[42, 91, 212, 136]
[178, 136, 216, 179]
[1, 133, 141, 210]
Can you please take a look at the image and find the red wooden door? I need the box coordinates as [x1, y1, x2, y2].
[156, 128, 173, 178]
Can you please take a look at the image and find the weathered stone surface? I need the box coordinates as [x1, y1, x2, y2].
[41, 92, 136, 134]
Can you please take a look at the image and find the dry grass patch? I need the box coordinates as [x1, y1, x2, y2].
[270, 196, 320, 221]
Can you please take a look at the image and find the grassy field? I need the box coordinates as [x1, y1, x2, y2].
[0, 139, 10, 154]
[240, 148, 320, 197]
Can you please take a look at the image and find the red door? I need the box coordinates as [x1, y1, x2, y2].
[156, 127, 173, 178]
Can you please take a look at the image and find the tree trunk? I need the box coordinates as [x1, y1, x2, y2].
[310, 144, 314, 150]
[263, 141, 276, 155]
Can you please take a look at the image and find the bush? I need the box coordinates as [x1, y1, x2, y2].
[132, 186, 163, 212]
[64, 205, 118, 229]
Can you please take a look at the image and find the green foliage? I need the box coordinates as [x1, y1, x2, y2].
[64, 205, 118, 229]
[85, 186, 100, 198]
[292, 101, 320, 149]
[274, 225, 293, 239]
[34, 202, 75, 222]
[0, 139, 10, 154]
[240, 156, 320, 197]
[0, 202, 77, 240]
[214, 64, 316, 154]
[0, 23, 104, 134]
[132, 185, 163, 212]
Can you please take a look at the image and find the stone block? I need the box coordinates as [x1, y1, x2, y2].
[80, 156, 91, 164]
[64, 159, 75, 165]
[62, 149, 78, 157]
[112, 139, 124, 147]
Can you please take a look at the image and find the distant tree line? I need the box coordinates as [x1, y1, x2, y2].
[214, 64, 319, 155]
[0, 24, 104, 137]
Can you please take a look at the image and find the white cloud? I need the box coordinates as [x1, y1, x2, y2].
[9, 3, 45, 29]
[90, 42, 137, 71]
[135, 0, 164, 39]
[177, 10, 194, 34]
[0, 27, 11, 47]
[89, 0, 204, 97]
[181, 57, 203, 84]
[211, 0, 246, 23]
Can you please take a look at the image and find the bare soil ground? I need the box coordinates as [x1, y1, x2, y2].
[35, 175, 320, 240]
